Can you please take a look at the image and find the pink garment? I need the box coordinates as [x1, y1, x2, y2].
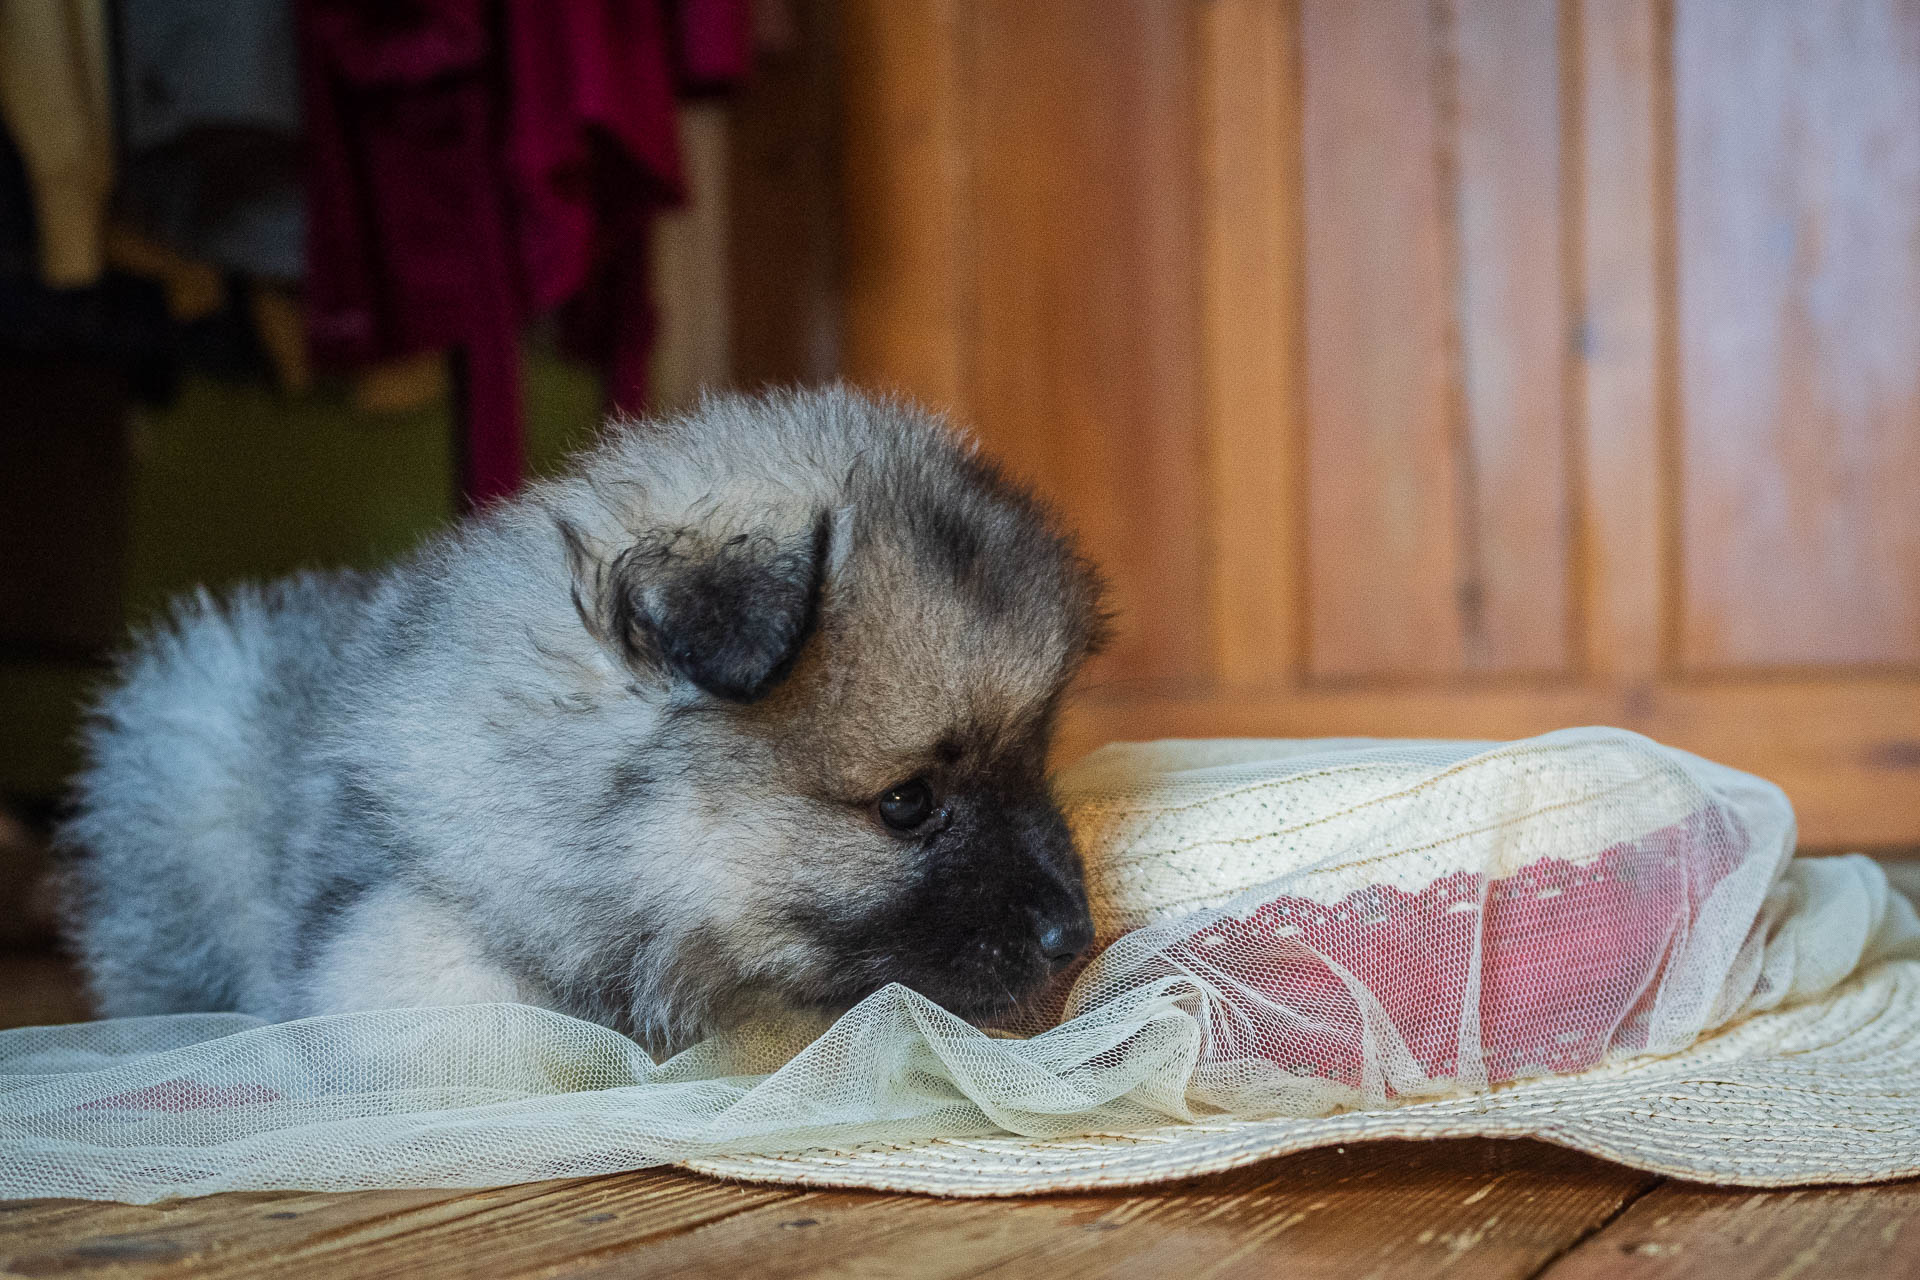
[301, 0, 749, 507]
[503, 0, 683, 419]
[1179, 808, 1743, 1090]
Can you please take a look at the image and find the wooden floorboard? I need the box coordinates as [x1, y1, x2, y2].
[0, 1142, 1654, 1280]
[0, 1187, 499, 1277]
[187, 1171, 804, 1280]
[1539, 1179, 1920, 1279]
[551, 1141, 1654, 1280]
[5, 950, 1919, 1278]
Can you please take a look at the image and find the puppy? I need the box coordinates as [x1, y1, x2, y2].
[60, 388, 1107, 1051]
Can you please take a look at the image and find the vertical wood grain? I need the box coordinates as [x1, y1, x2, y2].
[1301, 0, 1571, 679]
[967, 1, 1213, 688]
[1302, 0, 1460, 678]
[729, 0, 842, 389]
[1675, 0, 1920, 669]
[838, 0, 973, 413]
[1578, 0, 1669, 683]
[832, 0, 1920, 846]
[1201, 0, 1303, 687]
[1453, 0, 1572, 673]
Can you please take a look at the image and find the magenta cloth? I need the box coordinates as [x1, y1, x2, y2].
[674, 0, 754, 89]
[300, 0, 749, 506]
[1180, 807, 1743, 1090]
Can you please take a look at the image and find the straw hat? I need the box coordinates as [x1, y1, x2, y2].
[685, 959, 1920, 1192]
[685, 732, 1920, 1194]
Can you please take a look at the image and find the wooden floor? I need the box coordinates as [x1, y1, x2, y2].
[3, 951, 1917, 1280]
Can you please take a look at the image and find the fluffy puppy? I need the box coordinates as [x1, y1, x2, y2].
[61, 388, 1107, 1051]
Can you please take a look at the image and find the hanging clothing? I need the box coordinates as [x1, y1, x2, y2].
[300, 0, 751, 507]
[0, 0, 112, 288]
[674, 0, 754, 90]
[301, 0, 521, 501]
[0, 123, 171, 403]
[509, 0, 681, 419]
[115, 0, 305, 283]
[0, 120, 282, 408]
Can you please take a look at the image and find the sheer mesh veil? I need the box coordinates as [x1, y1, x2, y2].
[6, 728, 1918, 1202]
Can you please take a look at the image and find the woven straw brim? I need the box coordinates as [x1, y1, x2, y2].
[683, 959, 1920, 1195]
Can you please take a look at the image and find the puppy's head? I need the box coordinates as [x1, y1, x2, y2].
[553, 389, 1107, 1036]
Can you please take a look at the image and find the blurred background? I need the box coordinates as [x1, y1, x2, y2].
[2, 0, 1917, 1015]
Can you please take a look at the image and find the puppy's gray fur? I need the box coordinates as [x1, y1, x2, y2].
[61, 388, 1106, 1050]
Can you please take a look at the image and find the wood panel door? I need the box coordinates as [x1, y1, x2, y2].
[837, 0, 1920, 850]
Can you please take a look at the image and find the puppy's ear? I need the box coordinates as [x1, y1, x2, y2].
[560, 512, 830, 703]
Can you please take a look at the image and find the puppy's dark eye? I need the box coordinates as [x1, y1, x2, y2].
[875, 778, 937, 833]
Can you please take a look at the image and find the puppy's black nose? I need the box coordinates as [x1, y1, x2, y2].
[1039, 913, 1094, 971]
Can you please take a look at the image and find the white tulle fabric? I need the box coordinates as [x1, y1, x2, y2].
[5, 728, 1916, 1201]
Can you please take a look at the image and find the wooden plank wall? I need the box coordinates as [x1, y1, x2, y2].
[1301, 0, 1573, 679]
[836, 0, 1920, 849]
[1674, 0, 1920, 672]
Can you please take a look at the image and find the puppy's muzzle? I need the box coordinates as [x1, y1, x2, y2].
[1037, 909, 1094, 972]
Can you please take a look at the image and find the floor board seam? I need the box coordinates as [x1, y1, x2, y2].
[1523, 1174, 1667, 1280]
[219, 1189, 547, 1260]
[502, 1189, 823, 1279]
[181, 1182, 632, 1278]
